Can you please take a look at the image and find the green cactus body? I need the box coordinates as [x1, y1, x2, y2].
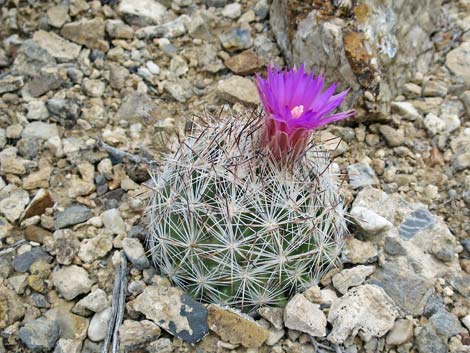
[146, 114, 347, 311]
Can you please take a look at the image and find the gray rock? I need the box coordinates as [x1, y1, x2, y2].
[52, 265, 94, 300]
[369, 263, 433, 316]
[82, 79, 105, 98]
[19, 317, 60, 351]
[164, 80, 193, 102]
[254, 0, 269, 19]
[347, 163, 380, 189]
[136, 16, 188, 39]
[32, 30, 81, 62]
[119, 320, 161, 351]
[204, 0, 227, 7]
[284, 293, 326, 337]
[222, 3, 242, 19]
[101, 208, 126, 235]
[415, 324, 447, 353]
[119, 0, 167, 26]
[219, 28, 253, 51]
[391, 101, 422, 120]
[12, 247, 50, 273]
[453, 152, 470, 171]
[327, 284, 398, 344]
[105, 19, 134, 39]
[47, 4, 69, 28]
[108, 63, 129, 90]
[13, 40, 56, 77]
[378, 125, 405, 147]
[198, 43, 224, 73]
[431, 236, 457, 262]
[46, 98, 81, 128]
[384, 236, 406, 256]
[22, 121, 59, 140]
[423, 294, 446, 318]
[447, 273, 470, 297]
[399, 207, 435, 240]
[123, 238, 149, 270]
[55, 204, 92, 229]
[78, 232, 113, 263]
[0, 75, 24, 94]
[116, 92, 158, 122]
[257, 307, 284, 330]
[132, 286, 209, 343]
[88, 307, 112, 342]
[429, 309, 464, 338]
[332, 265, 375, 295]
[446, 42, 470, 84]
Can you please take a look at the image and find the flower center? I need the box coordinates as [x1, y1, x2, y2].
[290, 105, 304, 119]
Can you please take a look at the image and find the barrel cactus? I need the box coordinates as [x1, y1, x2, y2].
[146, 65, 354, 311]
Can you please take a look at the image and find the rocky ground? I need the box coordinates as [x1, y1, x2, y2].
[0, 0, 469, 352]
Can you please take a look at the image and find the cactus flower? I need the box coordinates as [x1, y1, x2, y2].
[256, 65, 354, 159]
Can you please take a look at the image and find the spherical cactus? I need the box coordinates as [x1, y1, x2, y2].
[146, 65, 353, 311]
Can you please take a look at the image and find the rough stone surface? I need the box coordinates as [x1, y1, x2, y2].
[122, 238, 149, 270]
[327, 284, 399, 344]
[332, 265, 375, 294]
[101, 208, 126, 234]
[52, 265, 94, 300]
[32, 30, 81, 62]
[416, 324, 448, 353]
[119, 320, 161, 351]
[347, 163, 380, 189]
[55, 205, 92, 229]
[119, 0, 167, 26]
[350, 206, 393, 235]
[207, 305, 269, 348]
[133, 286, 208, 343]
[217, 76, 260, 106]
[19, 317, 60, 351]
[283, 293, 327, 337]
[446, 42, 470, 84]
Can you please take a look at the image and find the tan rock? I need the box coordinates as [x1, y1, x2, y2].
[207, 305, 269, 348]
[217, 76, 260, 106]
[21, 189, 54, 221]
[225, 50, 265, 76]
[386, 319, 413, 346]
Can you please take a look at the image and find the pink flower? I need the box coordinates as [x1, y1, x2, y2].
[256, 65, 354, 160]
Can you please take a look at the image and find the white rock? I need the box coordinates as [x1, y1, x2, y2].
[101, 209, 126, 235]
[222, 3, 242, 19]
[441, 114, 461, 133]
[424, 113, 446, 136]
[26, 100, 49, 121]
[52, 265, 94, 300]
[0, 185, 29, 222]
[391, 101, 421, 120]
[386, 319, 413, 345]
[284, 293, 327, 337]
[88, 307, 112, 342]
[332, 265, 376, 294]
[54, 338, 82, 353]
[462, 314, 470, 331]
[350, 206, 393, 235]
[328, 284, 399, 344]
[119, 0, 167, 26]
[74, 289, 109, 313]
[22, 122, 59, 140]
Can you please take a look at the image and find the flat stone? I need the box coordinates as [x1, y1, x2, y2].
[369, 263, 433, 316]
[446, 42, 470, 84]
[429, 309, 464, 338]
[350, 206, 393, 235]
[416, 323, 448, 353]
[327, 284, 399, 344]
[347, 163, 380, 189]
[115, 92, 158, 122]
[386, 319, 413, 346]
[217, 75, 259, 106]
[12, 247, 50, 273]
[55, 204, 92, 230]
[122, 238, 149, 270]
[61, 18, 107, 50]
[0, 75, 24, 94]
[52, 265, 94, 300]
[133, 286, 208, 343]
[447, 272, 470, 297]
[19, 317, 60, 351]
[284, 293, 327, 337]
[119, 0, 167, 26]
[332, 265, 376, 295]
[22, 189, 54, 221]
[119, 320, 161, 351]
[47, 4, 69, 28]
[32, 30, 81, 62]
[207, 305, 269, 348]
[399, 207, 435, 240]
[225, 49, 265, 76]
[342, 238, 378, 264]
[22, 122, 59, 140]
[105, 19, 134, 39]
[88, 307, 112, 342]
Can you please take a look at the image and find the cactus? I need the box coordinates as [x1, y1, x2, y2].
[146, 65, 353, 311]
